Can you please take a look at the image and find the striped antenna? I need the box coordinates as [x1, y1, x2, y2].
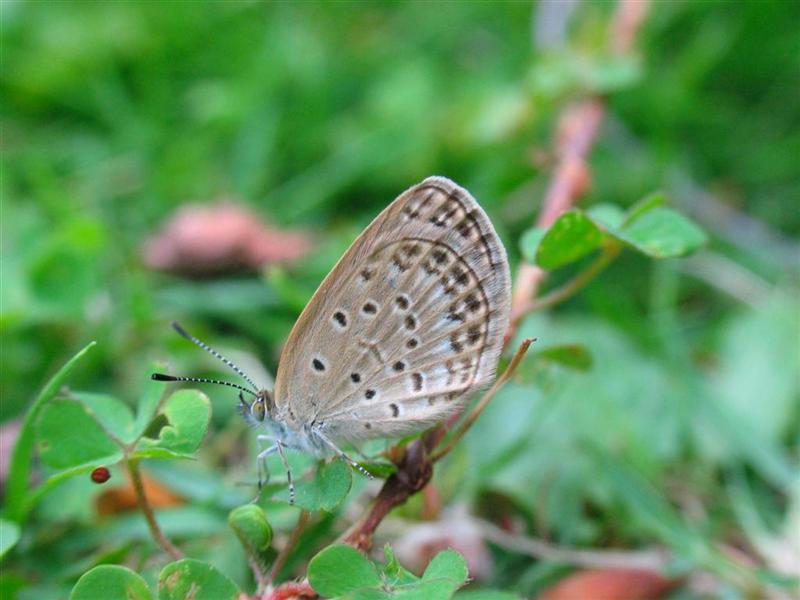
[171, 321, 258, 392]
[151, 373, 257, 396]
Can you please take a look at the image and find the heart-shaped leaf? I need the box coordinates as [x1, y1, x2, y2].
[618, 207, 708, 258]
[533, 210, 606, 269]
[308, 544, 382, 597]
[383, 545, 419, 587]
[138, 390, 210, 454]
[275, 458, 352, 511]
[72, 392, 136, 444]
[158, 559, 239, 600]
[37, 400, 123, 470]
[70, 565, 152, 600]
[422, 549, 469, 585]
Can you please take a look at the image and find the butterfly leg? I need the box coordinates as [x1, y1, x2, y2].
[254, 438, 277, 503]
[275, 440, 295, 505]
[314, 431, 374, 480]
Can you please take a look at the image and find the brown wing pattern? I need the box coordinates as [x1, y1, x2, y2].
[273, 176, 511, 441]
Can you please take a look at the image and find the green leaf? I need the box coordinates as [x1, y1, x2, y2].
[422, 549, 469, 585]
[390, 581, 468, 599]
[229, 504, 273, 556]
[393, 549, 470, 600]
[72, 392, 136, 444]
[276, 458, 352, 511]
[622, 192, 666, 226]
[308, 544, 382, 597]
[36, 399, 123, 470]
[383, 544, 419, 587]
[361, 460, 397, 479]
[134, 368, 167, 440]
[617, 207, 707, 258]
[534, 211, 605, 269]
[0, 519, 21, 559]
[519, 227, 547, 264]
[70, 565, 152, 600]
[128, 447, 197, 461]
[349, 591, 391, 600]
[24, 464, 103, 512]
[586, 203, 626, 230]
[158, 559, 239, 600]
[394, 580, 461, 600]
[6, 341, 96, 522]
[536, 344, 593, 371]
[138, 390, 210, 454]
[527, 195, 705, 271]
[454, 591, 522, 600]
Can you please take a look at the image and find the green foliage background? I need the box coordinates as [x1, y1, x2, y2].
[2, 1, 798, 599]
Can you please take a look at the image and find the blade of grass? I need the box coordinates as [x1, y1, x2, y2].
[5, 341, 97, 523]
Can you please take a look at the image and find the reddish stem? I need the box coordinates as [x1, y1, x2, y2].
[343, 0, 650, 553]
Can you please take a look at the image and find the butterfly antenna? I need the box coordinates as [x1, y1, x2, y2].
[151, 373, 257, 396]
[171, 321, 259, 392]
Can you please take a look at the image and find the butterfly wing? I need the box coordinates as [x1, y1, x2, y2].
[273, 176, 511, 442]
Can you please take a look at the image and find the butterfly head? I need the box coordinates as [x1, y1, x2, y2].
[153, 322, 274, 424]
[239, 389, 275, 426]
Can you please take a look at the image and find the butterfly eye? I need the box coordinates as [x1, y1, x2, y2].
[251, 399, 266, 422]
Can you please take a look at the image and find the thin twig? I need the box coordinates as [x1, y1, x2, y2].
[269, 510, 310, 584]
[430, 338, 535, 463]
[249, 553, 270, 596]
[509, 99, 604, 331]
[477, 518, 670, 572]
[509, 243, 621, 335]
[507, 0, 650, 341]
[126, 458, 183, 560]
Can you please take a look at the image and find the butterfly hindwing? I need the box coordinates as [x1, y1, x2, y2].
[273, 177, 511, 441]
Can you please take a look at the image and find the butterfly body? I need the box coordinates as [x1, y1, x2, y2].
[239, 393, 327, 457]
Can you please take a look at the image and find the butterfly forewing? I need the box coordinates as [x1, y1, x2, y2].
[273, 176, 511, 441]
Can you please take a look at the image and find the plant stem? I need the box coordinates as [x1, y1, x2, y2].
[249, 554, 269, 596]
[509, 243, 622, 334]
[508, 0, 650, 341]
[478, 518, 670, 571]
[269, 510, 310, 584]
[343, 0, 651, 553]
[430, 338, 535, 463]
[126, 457, 183, 560]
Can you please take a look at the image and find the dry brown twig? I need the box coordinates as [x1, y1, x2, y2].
[127, 458, 183, 560]
[269, 510, 310, 585]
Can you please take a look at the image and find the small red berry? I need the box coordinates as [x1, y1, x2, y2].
[91, 467, 111, 484]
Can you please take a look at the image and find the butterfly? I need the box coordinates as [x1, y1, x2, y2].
[153, 176, 511, 503]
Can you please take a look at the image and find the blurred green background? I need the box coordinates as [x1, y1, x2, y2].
[2, 1, 798, 598]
